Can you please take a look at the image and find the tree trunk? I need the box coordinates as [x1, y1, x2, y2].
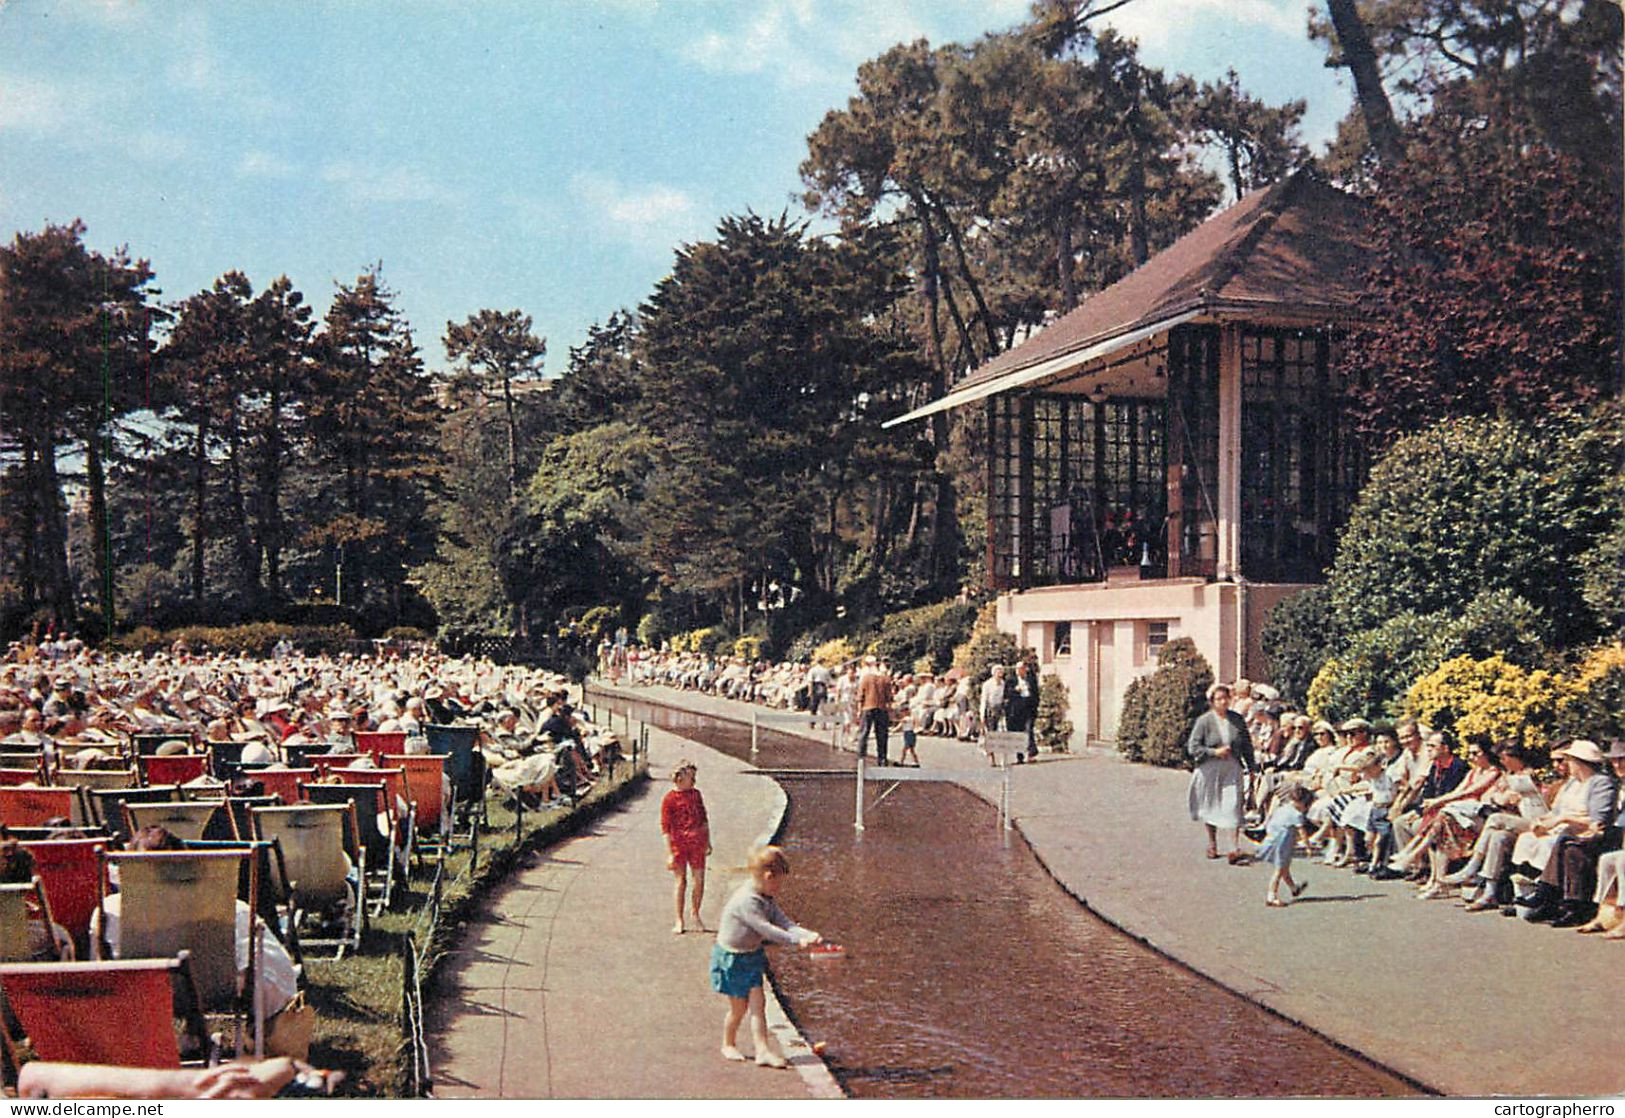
[931, 195, 1002, 357]
[1056, 217, 1078, 310]
[263, 377, 285, 596]
[36, 437, 72, 620]
[1325, 0, 1404, 165]
[503, 375, 519, 500]
[85, 430, 111, 635]
[192, 417, 207, 603]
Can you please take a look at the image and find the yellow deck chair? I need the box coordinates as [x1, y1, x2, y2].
[124, 800, 224, 843]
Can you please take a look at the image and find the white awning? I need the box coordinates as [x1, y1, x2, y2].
[881, 309, 1201, 428]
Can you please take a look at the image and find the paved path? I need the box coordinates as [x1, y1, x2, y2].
[588, 681, 1623, 1099]
[428, 724, 841, 1099]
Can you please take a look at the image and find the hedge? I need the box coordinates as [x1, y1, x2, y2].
[1116, 637, 1213, 768]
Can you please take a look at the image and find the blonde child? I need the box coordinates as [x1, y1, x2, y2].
[710, 845, 821, 1068]
[898, 714, 921, 768]
[660, 760, 710, 934]
[1256, 782, 1314, 907]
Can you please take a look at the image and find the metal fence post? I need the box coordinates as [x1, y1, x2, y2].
[750, 707, 759, 755]
[854, 752, 865, 832]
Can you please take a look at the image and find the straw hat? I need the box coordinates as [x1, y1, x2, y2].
[1555, 739, 1605, 766]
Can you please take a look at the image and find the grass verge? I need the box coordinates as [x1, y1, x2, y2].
[300, 759, 649, 1096]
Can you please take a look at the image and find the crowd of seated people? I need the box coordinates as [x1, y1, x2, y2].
[0, 636, 631, 1092]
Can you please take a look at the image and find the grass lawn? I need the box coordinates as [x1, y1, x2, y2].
[300, 759, 648, 1096]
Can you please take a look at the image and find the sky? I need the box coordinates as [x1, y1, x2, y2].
[0, 0, 1355, 377]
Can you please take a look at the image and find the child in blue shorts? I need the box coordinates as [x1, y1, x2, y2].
[710, 845, 822, 1068]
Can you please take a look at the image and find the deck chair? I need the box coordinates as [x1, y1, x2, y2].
[250, 804, 361, 959]
[0, 879, 63, 961]
[184, 839, 301, 966]
[0, 769, 40, 788]
[99, 850, 257, 1056]
[84, 784, 184, 840]
[254, 767, 315, 806]
[384, 754, 449, 855]
[208, 738, 249, 778]
[305, 782, 396, 914]
[310, 753, 367, 778]
[0, 787, 79, 829]
[132, 733, 188, 756]
[138, 752, 210, 786]
[0, 751, 44, 770]
[214, 795, 280, 842]
[280, 743, 329, 770]
[337, 765, 416, 867]
[124, 800, 224, 844]
[19, 839, 106, 959]
[353, 731, 406, 765]
[425, 724, 487, 840]
[0, 953, 209, 1067]
[51, 766, 139, 791]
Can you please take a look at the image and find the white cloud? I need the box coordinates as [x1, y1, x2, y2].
[0, 74, 73, 134]
[238, 149, 297, 179]
[682, 2, 837, 87]
[320, 160, 461, 207]
[1101, 0, 1306, 49]
[569, 172, 707, 246]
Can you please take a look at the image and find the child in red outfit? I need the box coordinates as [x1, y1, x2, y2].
[661, 759, 711, 934]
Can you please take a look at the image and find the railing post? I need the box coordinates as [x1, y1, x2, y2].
[854, 752, 865, 832]
[750, 708, 759, 756]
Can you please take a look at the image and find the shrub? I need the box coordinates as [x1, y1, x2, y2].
[635, 612, 662, 648]
[1137, 637, 1214, 769]
[866, 599, 978, 675]
[1115, 673, 1153, 762]
[811, 637, 857, 668]
[1261, 585, 1337, 706]
[1555, 643, 1625, 741]
[383, 626, 430, 642]
[733, 635, 766, 661]
[1305, 612, 1438, 721]
[1426, 590, 1552, 669]
[1035, 673, 1074, 753]
[579, 605, 619, 642]
[960, 627, 1024, 687]
[1328, 416, 1614, 649]
[952, 603, 1000, 671]
[1405, 654, 1570, 759]
[1579, 517, 1625, 638]
[111, 625, 162, 653]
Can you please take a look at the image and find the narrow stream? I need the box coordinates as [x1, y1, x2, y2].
[600, 693, 1417, 1099]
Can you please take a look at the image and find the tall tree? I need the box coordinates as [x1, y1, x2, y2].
[443, 309, 547, 499]
[245, 276, 313, 599]
[1193, 69, 1309, 201]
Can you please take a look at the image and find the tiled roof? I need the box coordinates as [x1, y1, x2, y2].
[952, 168, 1372, 392]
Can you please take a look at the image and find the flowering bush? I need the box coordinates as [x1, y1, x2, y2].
[1405, 654, 1570, 758]
[1555, 643, 1625, 740]
[811, 637, 857, 668]
[733, 635, 765, 661]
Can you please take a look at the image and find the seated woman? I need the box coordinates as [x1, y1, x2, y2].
[1446, 741, 1551, 909]
[1393, 736, 1506, 898]
[1508, 740, 1617, 922]
[1544, 739, 1625, 927]
[90, 826, 303, 1030]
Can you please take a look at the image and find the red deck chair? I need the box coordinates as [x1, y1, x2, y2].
[332, 766, 414, 856]
[138, 753, 210, 786]
[0, 768, 41, 788]
[353, 731, 406, 765]
[384, 754, 447, 844]
[253, 767, 316, 806]
[0, 954, 208, 1068]
[0, 787, 78, 828]
[20, 839, 106, 958]
[310, 753, 367, 779]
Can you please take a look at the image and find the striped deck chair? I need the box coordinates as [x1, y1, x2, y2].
[0, 954, 210, 1067]
[251, 804, 361, 959]
[0, 787, 79, 829]
[124, 800, 225, 844]
[138, 753, 210, 787]
[254, 768, 316, 806]
[99, 850, 258, 1056]
[19, 840, 106, 959]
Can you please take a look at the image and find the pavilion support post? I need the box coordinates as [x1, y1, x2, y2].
[1215, 324, 1243, 580]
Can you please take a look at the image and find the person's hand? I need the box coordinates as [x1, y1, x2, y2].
[192, 1061, 290, 1099]
[1212, 745, 1231, 759]
[802, 930, 823, 946]
[706, 844, 713, 856]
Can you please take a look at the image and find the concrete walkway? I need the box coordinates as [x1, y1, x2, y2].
[588, 681, 1623, 1099]
[427, 724, 841, 1099]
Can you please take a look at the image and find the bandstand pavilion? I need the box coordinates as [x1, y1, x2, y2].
[888, 168, 1375, 745]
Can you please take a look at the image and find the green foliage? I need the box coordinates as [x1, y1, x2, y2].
[1115, 673, 1153, 762]
[865, 599, 977, 675]
[1328, 416, 1615, 649]
[1429, 589, 1552, 669]
[579, 605, 619, 642]
[734, 635, 766, 661]
[110, 626, 162, 653]
[636, 612, 664, 648]
[1133, 637, 1215, 769]
[1035, 673, 1073, 753]
[1580, 517, 1625, 638]
[382, 626, 429, 642]
[1261, 586, 1337, 706]
[959, 627, 1024, 688]
[111, 622, 355, 656]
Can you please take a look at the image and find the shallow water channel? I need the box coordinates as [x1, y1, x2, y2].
[598, 693, 1417, 1099]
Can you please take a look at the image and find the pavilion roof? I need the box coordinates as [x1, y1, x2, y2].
[888, 168, 1372, 425]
